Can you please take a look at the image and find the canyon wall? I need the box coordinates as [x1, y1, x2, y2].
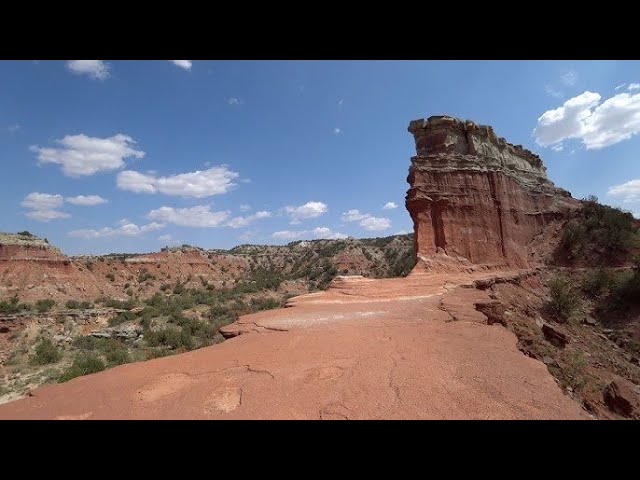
[406, 116, 580, 270]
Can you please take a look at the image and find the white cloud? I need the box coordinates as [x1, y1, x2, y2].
[226, 210, 272, 228]
[26, 210, 70, 221]
[227, 97, 243, 105]
[271, 226, 347, 241]
[550, 144, 564, 152]
[69, 220, 164, 239]
[7, 124, 21, 133]
[629, 83, 640, 91]
[340, 209, 368, 222]
[533, 90, 640, 150]
[21, 193, 69, 221]
[341, 209, 391, 231]
[561, 71, 577, 87]
[170, 60, 192, 70]
[32, 133, 144, 177]
[65, 195, 108, 206]
[382, 202, 398, 210]
[312, 227, 348, 239]
[395, 230, 409, 235]
[360, 217, 391, 231]
[21, 192, 64, 210]
[284, 201, 327, 224]
[66, 60, 110, 80]
[117, 166, 239, 198]
[147, 205, 230, 227]
[545, 85, 563, 99]
[333, 127, 342, 135]
[615, 83, 627, 91]
[608, 179, 640, 204]
[272, 230, 305, 240]
[239, 204, 251, 212]
[158, 234, 173, 242]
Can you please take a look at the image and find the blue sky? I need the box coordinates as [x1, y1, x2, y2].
[1, 60, 639, 255]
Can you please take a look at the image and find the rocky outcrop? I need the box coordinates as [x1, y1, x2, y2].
[406, 116, 580, 270]
[0, 233, 66, 262]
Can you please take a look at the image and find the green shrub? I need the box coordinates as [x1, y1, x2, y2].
[546, 276, 580, 322]
[65, 300, 92, 310]
[557, 197, 638, 265]
[35, 299, 56, 313]
[17, 231, 34, 237]
[0, 297, 30, 314]
[59, 353, 105, 382]
[31, 338, 62, 365]
[108, 310, 136, 326]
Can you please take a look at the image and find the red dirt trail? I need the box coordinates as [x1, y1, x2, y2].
[0, 271, 589, 419]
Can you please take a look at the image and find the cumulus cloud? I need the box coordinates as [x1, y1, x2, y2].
[117, 166, 239, 198]
[271, 226, 347, 241]
[341, 209, 391, 231]
[340, 209, 367, 222]
[284, 201, 327, 224]
[226, 211, 271, 228]
[26, 210, 70, 221]
[21, 193, 69, 222]
[170, 60, 192, 70]
[533, 90, 640, 150]
[21, 192, 107, 221]
[21, 192, 64, 211]
[227, 97, 243, 105]
[360, 217, 391, 231]
[69, 220, 164, 239]
[629, 83, 640, 91]
[65, 195, 108, 206]
[32, 134, 144, 177]
[66, 60, 110, 80]
[608, 179, 640, 204]
[147, 205, 230, 227]
[239, 204, 251, 212]
[382, 202, 398, 210]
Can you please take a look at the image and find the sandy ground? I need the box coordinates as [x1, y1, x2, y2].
[0, 270, 589, 419]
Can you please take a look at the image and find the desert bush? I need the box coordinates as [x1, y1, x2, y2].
[35, 299, 55, 313]
[546, 276, 580, 322]
[558, 197, 638, 265]
[105, 273, 116, 282]
[58, 353, 105, 382]
[65, 300, 93, 310]
[0, 297, 30, 314]
[31, 338, 62, 365]
[108, 310, 136, 326]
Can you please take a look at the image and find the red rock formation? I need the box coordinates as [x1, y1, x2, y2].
[406, 116, 580, 270]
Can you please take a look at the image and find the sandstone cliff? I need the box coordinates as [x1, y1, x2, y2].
[406, 115, 580, 270]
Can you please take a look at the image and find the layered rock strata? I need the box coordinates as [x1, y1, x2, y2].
[406, 116, 580, 269]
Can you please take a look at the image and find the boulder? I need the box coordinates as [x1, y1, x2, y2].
[603, 380, 640, 419]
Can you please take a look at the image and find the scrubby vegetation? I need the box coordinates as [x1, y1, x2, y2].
[545, 276, 581, 322]
[1, 233, 418, 394]
[35, 299, 55, 313]
[557, 196, 639, 266]
[31, 338, 62, 365]
[59, 353, 106, 382]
